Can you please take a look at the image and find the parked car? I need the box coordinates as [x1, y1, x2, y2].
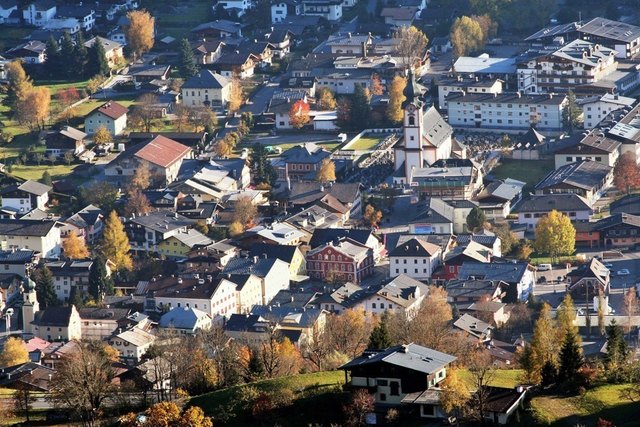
[537, 263, 552, 271]
[617, 269, 630, 276]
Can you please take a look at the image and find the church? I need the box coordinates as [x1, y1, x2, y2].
[393, 72, 456, 185]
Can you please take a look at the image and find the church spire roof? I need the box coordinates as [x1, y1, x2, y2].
[402, 69, 422, 109]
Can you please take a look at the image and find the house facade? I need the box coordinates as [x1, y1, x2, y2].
[0, 219, 61, 258]
[181, 70, 231, 107]
[306, 237, 374, 284]
[0, 180, 51, 213]
[84, 101, 128, 135]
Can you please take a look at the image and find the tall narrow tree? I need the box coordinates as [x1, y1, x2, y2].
[87, 37, 110, 77]
[557, 329, 583, 383]
[126, 10, 155, 59]
[74, 31, 88, 77]
[178, 38, 198, 78]
[45, 37, 62, 78]
[88, 257, 113, 301]
[34, 266, 57, 308]
[100, 211, 133, 271]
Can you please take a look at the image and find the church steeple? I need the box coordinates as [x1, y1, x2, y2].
[402, 69, 422, 109]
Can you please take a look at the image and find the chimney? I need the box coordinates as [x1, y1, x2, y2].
[347, 32, 351, 38]
[362, 41, 367, 59]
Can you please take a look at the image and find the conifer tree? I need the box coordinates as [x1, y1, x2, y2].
[557, 329, 583, 383]
[87, 37, 110, 77]
[60, 32, 75, 79]
[45, 37, 61, 78]
[368, 312, 392, 350]
[100, 211, 133, 271]
[604, 319, 629, 373]
[88, 257, 113, 301]
[350, 83, 371, 129]
[34, 266, 57, 308]
[179, 38, 198, 78]
[74, 31, 88, 77]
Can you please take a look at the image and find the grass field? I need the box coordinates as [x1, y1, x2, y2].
[151, 0, 213, 39]
[491, 158, 555, 191]
[529, 384, 640, 426]
[348, 136, 384, 151]
[458, 368, 523, 389]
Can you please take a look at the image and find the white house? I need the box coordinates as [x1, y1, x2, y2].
[215, 0, 253, 16]
[0, 180, 51, 213]
[515, 194, 593, 229]
[181, 70, 231, 107]
[108, 327, 156, 364]
[389, 237, 441, 280]
[0, 1, 18, 23]
[353, 275, 429, 319]
[159, 307, 212, 334]
[0, 219, 61, 258]
[223, 256, 291, 305]
[271, 0, 301, 23]
[302, 0, 342, 21]
[23, 1, 57, 26]
[581, 93, 636, 129]
[84, 101, 128, 135]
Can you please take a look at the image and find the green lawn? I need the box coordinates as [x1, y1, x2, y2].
[458, 369, 523, 389]
[491, 158, 555, 191]
[151, 0, 214, 39]
[529, 383, 640, 426]
[0, 27, 32, 52]
[348, 136, 384, 151]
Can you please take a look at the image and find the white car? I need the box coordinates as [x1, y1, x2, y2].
[617, 269, 630, 276]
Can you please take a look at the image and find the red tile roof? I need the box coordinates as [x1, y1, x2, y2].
[94, 101, 128, 120]
[134, 135, 192, 168]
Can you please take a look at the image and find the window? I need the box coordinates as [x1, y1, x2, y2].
[372, 303, 376, 309]
[390, 381, 400, 396]
[379, 393, 386, 401]
[377, 379, 388, 386]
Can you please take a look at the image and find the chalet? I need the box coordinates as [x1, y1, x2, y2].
[181, 70, 231, 107]
[60, 204, 104, 244]
[457, 261, 535, 302]
[454, 313, 493, 342]
[582, 93, 636, 129]
[267, 29, 294, 58]
[389, 237, 441, 280]
[593, 213, 640, 248]
[341, 344, 456, 412]
[455, 231, 502, 257]
[445, 279, 508, 304]
[56, 5, 95, 31]
[78, 307, 130, 340]
[84, 36, 122, 67]
[567, 257, 610, 298]
[270, 0, 301, 24]
[515, 194, 593, 229]
[287, 182, 362, 220]
[45, 126, 86, 159]
[0, 219, 60, 258]
[46, 259, 96, 303]
[32, 305, 82, 342]
[190, 20, 243, 39]
[129, 132, 208, 148]
[125, 211, 194, 252]
[302, 0, 342, 21]
[406, 159, 484, 201]
[326, 33, 373, 55]
[352, 274, 429, 319]
[213, 51, 258, 78]
[238, 40, 273, 67]
[0, 249, 38, 278]
[108, 327, 156, 364]
[554, 134, 620, 169]
[574, 221, 600, 248]
[578, 17, 640, 58]
[475, 178, 525, 220]
[5, 40, 46, 64]
[309, 228, 382, 260]
[243, 222, 306, 246]
[278, 143, 332, 181]
[158, 307, 212, 335]
[306, 237, 374, 284]
[250, 305, 327, 347]
[316, 70, 373, 95]
[215, 0, 253, 16]
[0, 362, 56, 392]
[128, 63, 171, 84]
[0, 180, 51, 213]
[407, 198, 454, 235]
[248, 243, 307, 278]
[84, 101, 128, 135]
[380, 7, 418, 28]
[433, 241, 491, 282]
[535, 160, 613, 204]
[610, 194, 640, 216]
[191, 40, 224, 64]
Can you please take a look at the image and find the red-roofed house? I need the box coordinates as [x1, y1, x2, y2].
[84, 101, 128, 135]
[134, 136, 193, 185]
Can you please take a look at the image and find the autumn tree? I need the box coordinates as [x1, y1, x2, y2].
[534, 210, 576, 262]
[0, 337, 28, 367]
[344, 389, 375, 427]
[623, 287, 638, 338]
[13, 386, 34, 422]
[439, 367, 471, 420]
[15, 86, 50, 130]
[191, 107, 218, 134]
[393, 26, 429, 70]
[466, 206, 487, 232]
[5, 60, 32, 108]
[80, 182, 119, 212]
[93, 125, 113, 145]
[124, 187, 152, 217]
[57, 87, 81, 123]
[451, 16, 485, 57]
[130, 93, 160, 132]
[34, 266, 57, 309]
[370, 73, 383, 96]
[229, 221, 244, 237]
[288, 99, 311, 129]
[228, 76, 243, 113]
[613, 152, 640, 194]
[126, 10, 155, 59]
[233, 196, 258, 229]
[173, 104, 191, 132]
[472, 14, 497, 44]
[100, 211, 133, 271]
[336, 97, 352, 129]
[526, 303, 559, 384]
[130, 164, 151, 191]
[316, 87, 337, 110]
[326, 309, 376, 358]
[316, 158, 336, 183]
[556, 293, 579, 339]
[363, 204, 382, 227]
[466, 350, 497, 423]
[50, 341, 118, 423]
[386, 75, 406, 124]
[491, 222, 519, 255]
[62, 233, 90, 260]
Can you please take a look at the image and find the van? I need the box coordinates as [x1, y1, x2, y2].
[537, 263, 552, 271]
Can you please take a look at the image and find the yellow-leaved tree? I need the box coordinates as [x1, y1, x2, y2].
[93, 125, 113, 145]
[386, 75, 406, 124]
[316, 158, 336, 183]
[62, 233, 89, 260]
[126, 10, 155, 59]
[534, 209, 576, 263]
[100, 211, 133, 271]
[0, 337, 28, 367]
[439, 367, 471, 418]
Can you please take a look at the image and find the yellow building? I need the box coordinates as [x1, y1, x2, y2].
[158, 229, 213, 259]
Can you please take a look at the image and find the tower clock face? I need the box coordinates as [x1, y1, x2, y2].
[407, 104, 416, 113]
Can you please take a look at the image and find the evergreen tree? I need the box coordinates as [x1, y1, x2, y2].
[34, 266, 57, 308]
[350, 84, 371, 129]
[69, 286, 84, 308]
[87, 37, 110, 77]
[562, 90, 582, 134]
[45, 37, 61, 78]
[88, 257, 113, 301]
[540, 360, 557, 386]
[368, 312, 392, 350]
[557, 330, 583, 383]
[74, 31, 88, 77]
[251, 142, 277, 186]
[246, 348, 265, 381]
[179, 38, 198, 78]
[466, 207, 487, 232]
[604, 319, 629, 373]
[40, 171, 52, 186]
[60, 32, 75, 79]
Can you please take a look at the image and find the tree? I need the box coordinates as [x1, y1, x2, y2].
[534, 210, 576, 262]
[173, 104, 191, 132]
[131, 93, 160, 132]
[228, 76, 243, 113]
[604, 319, 629, 379]
[62, 233, 89, 260]
[370, 73, 383, 96]
[229, 221, 244, 237]
[101, 211, 133, 271]
[466, 350, 496, 423]
[562, 90, 582, 134]
[363, 204, 382, 227]
[451, 16, 485, 57]
[5, 61, 32, 108]
[386, 75, 406, 124]
[45, 36, 62, 78]
[528, 303, 559, 384]
[491, 222, 518, 255]
[439, 368, 471, 420]
[289, 99, 310, 129]
[41, 170, 53, 186]
[13, 387, 34, 422]
[556, 293, 579, 338]
[251, 142, 277, 186]
[179, 38, 198, 78]
[74, 31, 88, 77]
[623, 287, 638, 340]
[80, 182, 119, 212]
[191, 107, 218, 134]
[130, 164, 151, 191]
[214, 140, 233, 158]
[59, 31, 76, 78]
[316, 158, 336, 183]
[34, 266, 57, 309]
[472, 14, 497, 45]
[336, 97, 352, 129]
[126, 10, 155, 59]
[124, 188, 152, 217]
[557, 329, 583, 384]
[344, 389, 375, 427]
[350, 84, 371, 129]
[0, 337, 28, 367]
[613, 152, 640, 194]
[93, 125, 113, 146]
[87, 37, 110, 77]
[50, 341, 117, 423]
[368, 311, 392, 350]
[326, 309, 376, 358]
[47, 153, 57, 166]
[393, 26, 429, 70]
[15, 86, 51, 130]
[33, 153, 44, 166]
[466, 207, 487, 232]
[316, 87, 337, 111]
[57, 87, 81, 123]
[233, 197, 258, 228]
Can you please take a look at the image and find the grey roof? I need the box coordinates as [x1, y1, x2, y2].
[477, 179, 525, 202]
[182, 70, 230, 90]
[411, 198, 454, 224]
[555, 132, 621, 155]
[458, 261, 530, 284]
[579, 17, 640, 43]
[191, 20, 243, 34]
[610, 194, 640, 215]
[525, 21, 581, 41]
[389, 237, 440, 257]
[514, 194, 592, 213]
[282, 143, 331, 164]
[248, 243, 299, 264]
[535, 160, 612, 192]
[422, 106, 452, 149]
[251, 305, 324, 328]
[593, 213, 640, 230]
[445, 279, 507, 300]
[159, 307, 211, 329]
[453, 313, 492, 339]
[0, 219, 57, 237]
[33, 306, 74, 327]
[17, 180, 51, 196]
[309, 228, 375, 249]
[288, 182, 361, 206]
[222, 256, 280, 277]
[453, 55, 516, 74]
[0, 249, 36, 263]
[455, 233, 499, 249]
[129, 211, 194, 233]
[340, 343, 456, 374]
[375, 274, 429, 308]
[446, 91, 566, 106]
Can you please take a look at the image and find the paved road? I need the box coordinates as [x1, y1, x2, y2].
[241, 83, 278, 116]
[247, 133, 340, 146]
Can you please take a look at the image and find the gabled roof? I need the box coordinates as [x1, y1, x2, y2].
[0, 180, 51, 196]
[579, 17, 640, 43]
[477, 179, 525, 203]
[0, 219, 57, 237]
[248, 243, 300, 264]
[610, 194, 640, 215]
[340, 343, 456, 374]
[159, 307, 211, 330]
[288, 182, 361, 206]
[389, 237, 440, 257]
[567, 257, 609, 282]
[33, 306, 75, 327]
[222, 256, 283, 277]
[535, 160, 612, 192]
[134, 135, 191, 168]
[88, 101, 128, 120]
[84, 36, 122, 52]
[422, 105, 452, 149]
[411, 198, 454, 224]
[282, 142, 331, 164]
[514, 194, 592, 213]
[374, 274, 428, 308]
[309, 228, 376, 249]
[308, 237, 370, 261]
[113, 328, 156, 347]
[454, 313, 492, 339]
[458, 261, 530, 284]
[182, 69, 230, 90]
